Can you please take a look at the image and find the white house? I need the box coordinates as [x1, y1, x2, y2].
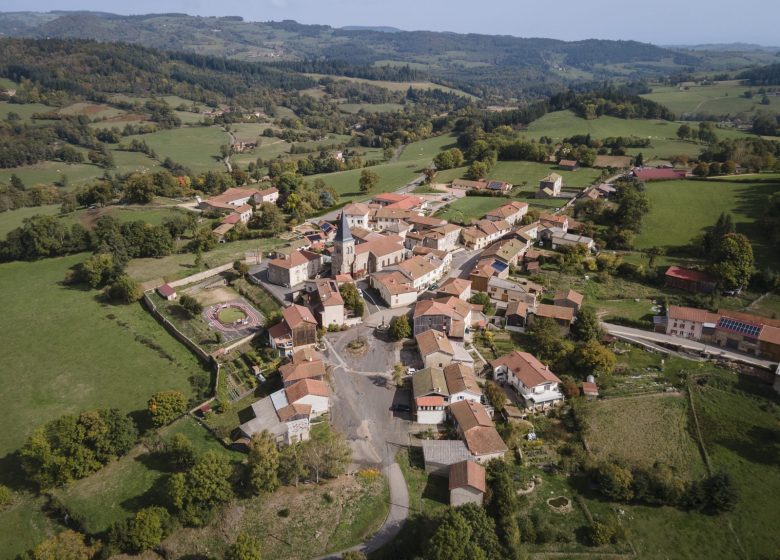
[490, 350, 564, 413]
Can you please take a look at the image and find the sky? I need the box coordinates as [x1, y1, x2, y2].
[3, 0, 779, 46]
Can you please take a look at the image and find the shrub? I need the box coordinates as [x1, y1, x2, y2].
[147, 390, 188, 427]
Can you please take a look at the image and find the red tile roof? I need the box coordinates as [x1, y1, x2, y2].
[665, 266, 716, 283]
[269, 250, 321, 270]
[490, 350, 561, 388]
[667, 305, 720, 324]
[633, 167, 687, 181]
[284, 379, 329, 403]
[157, 283, 176, 297]
[449, 460, 486, 493]
[282, 304, 317, 329]
[534, 304, 575, 323]
[554, 289, 584, 306]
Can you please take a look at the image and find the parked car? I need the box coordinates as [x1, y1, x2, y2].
[391, 404, 411, 413]
[357, 288, 364, 298]
[406, 367, 416, 375]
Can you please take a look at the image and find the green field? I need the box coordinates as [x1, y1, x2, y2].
[0, 101, 55, 123]
[125, 126, 228, 173]
[0, 205, 61, 238]
[525, 110, 752, 159]
[398, 134, 457, 163]
[582, 395, 706, 478]
[303, 74, 476, 98]
[635, 175, 780, 269]
[305, 160, 423, 204]
[53, 417, 242, 534]
[0, 255, 208, 457]
[436, 160, 601, 189]
[435, 196, 509, 224]
[642, 81, 780, 118]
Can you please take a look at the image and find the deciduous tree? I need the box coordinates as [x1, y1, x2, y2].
[148, 390, 188, 427]
[247, 431, 280, 495]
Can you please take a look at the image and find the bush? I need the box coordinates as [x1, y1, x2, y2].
[107, 274, 141, 304]
[0, 485, 12, 509]
[147, 390, 188, 427]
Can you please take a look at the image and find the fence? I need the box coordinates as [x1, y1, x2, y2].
[168, 262, 236, 288]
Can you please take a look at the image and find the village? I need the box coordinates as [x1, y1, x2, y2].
[147, 162, 780, 536]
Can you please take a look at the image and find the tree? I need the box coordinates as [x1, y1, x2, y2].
[148, 390, 188, 427]
[486, 461, 520, 553]
[465, 160, 489, 180]
[457, 503, 502, 560]
[107, 274, 141, 304]
[123, 174, 156, 204]
[359, 169, 379, 193]
[10, 173, 25, 190]
[527, 317, 574, 368]
[188, 226, 217, 253]
[702, 212, 736, 258]
[118, 506, 171, 553]
[340, 283, 364, 317]
[256, 201, 286, 233]
[247, 431, 280, 495]
[570, 306, 602, 342]
[595, 462, 634, 502]
[234, 259, 249, 276]
[168, 451, 234, 526]
[712, 233, 754, 289]
[573, 340, 616, 377]
[165, 433, 196, 471]
[692, 162, 709, 177]
[300, 427, 352, 483]
[634, 152, 644, 167]
[0, 484, 12, 509]
[179, 294, 204, 318]
[483, 381, 507, 413]
[392, 363, 405, 386]
[468, 292, 494, 316]
[23, 530, 98, 560]
[278, 442, 307, 487]
[701, 471, 739, 513]
[425, 508, 472, 560]
[78, 253, 119, 288]
[676, 124, 693, 141]
[225, 533, 263, 560]
[642, 245, 666, 269]
[389, 314, 411, 340]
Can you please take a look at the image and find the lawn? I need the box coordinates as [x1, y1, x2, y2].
[435, 196, 509, 224]
[0, 255, 209, 458]
[124, 126, 228, 173]
[305, 160, 422, 204]
[635, 175, 780, 269]
[748, 292, 780, 319]
[396, 449, 448, 517]
[524, 110, 752, 159]
[581, 394, 706, 478]
[52, 417, 243, 535]
[397, 134, 458, 163]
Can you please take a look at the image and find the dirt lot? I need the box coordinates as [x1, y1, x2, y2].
[185, 282, 236, 307]
[159, 473, 387, 560]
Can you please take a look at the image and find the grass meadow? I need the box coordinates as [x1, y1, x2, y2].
[435, 160, 601, 189]
[635, 175, 780, 269]
[641, 81, 780, 118]
[124, 126, 228, 173]
[435, 195, 509, 224]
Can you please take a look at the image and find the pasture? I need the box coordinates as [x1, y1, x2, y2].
[642, 81, 780, 118]
[581, 394, 705, 478]
[0, 255, 208, 458]
[124, 126, 228, 173]
[525, 110, 751, 159]
[634, 175, 780, 269]
[304, 159, 422, 204]
[435, 195, 508, 224]
[398, 134, 458, 163]
[0, 101, 54, 123]
[53, 417, 243, 534]
[435, 160, 601, 189]
[0, 205, 60, 239]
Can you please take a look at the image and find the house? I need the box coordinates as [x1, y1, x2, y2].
[461, 219, 511, 250]
[373, 193, 425, 211]
[488, 276, 536, 306]
[282, 379, 329, 417]
[419, 224, 462, 251]
[539, 213, 569, 234]
[632, 167, 687, 181]
[596, 183, 617, 197]
[444, 362, 482, 404]
[448, 400, 507, 463]
[505, 301, 529, 332]
[411, 246, 452, 272]
[256, 186, 280, 204]
[413, 297, 474, 340]
[491, 350, 564, 413]
[199, 187, 262, 214]
[537, 173, 563, 198]
[353, 235, 406, 277]
[157, 283, 177, 301]
[449, 460, 486, 506]
[530, 304, 576, 333]
[558, 159, 578, 171]
[437, 278, 472, 301]
[406, 215, 448, 231]
[279, 348, 326, 387]
[370, 208, 419, 230]
[267, 250, 324, 288]
[416, 329, 473, 369]
[412, 367, 449, 424]
[342, 203, 371, 228]
[422, 439, 472, 476]
[485, 201, 528, 226]
[469, 257, 509, 292]
[370, 271, 418, 308]
[482, 238, 529, 267]
[665, 305, 720, 340]
[664, 266, 717, 294]
[305, 278, 345, 328]
[486, 180, 512, 193]
[551, 232, 595, 251]
[554, 289, 584, 311]
[452, 179, 488, 190]
[268, 304, 318, 357]
[398, 254, 446, 292]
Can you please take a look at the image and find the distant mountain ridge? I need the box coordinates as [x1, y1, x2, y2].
[0, 11, 775, 99]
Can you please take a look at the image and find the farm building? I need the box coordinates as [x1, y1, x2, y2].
[632, 167, 687, 181]
[422, 439, 472, 476]
[664, 266, 717, 294]
[157, 283, 177, 301]
[449, 460, 486, 506]
[558, 159, 578, 171]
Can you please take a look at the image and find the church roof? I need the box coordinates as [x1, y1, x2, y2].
[335, 211, 353, 243]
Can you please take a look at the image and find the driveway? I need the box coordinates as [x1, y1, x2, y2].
[248, 262, 295, 304]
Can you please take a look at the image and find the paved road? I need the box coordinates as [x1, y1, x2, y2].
[320, 331, 412, 558]
[602, 322, 778, 370]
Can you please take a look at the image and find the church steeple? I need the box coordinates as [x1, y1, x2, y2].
[335, 210, 353, 243]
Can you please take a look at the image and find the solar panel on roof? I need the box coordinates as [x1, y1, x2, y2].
[717, 317, 761, 338]
[492, 261, 509, 272]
